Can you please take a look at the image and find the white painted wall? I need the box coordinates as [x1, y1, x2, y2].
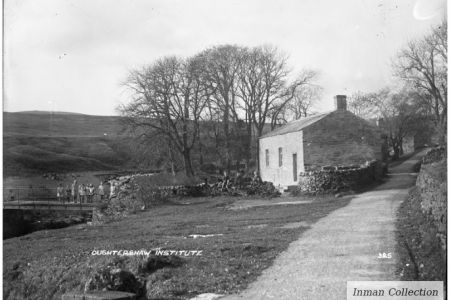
[259, 130, 304, 188]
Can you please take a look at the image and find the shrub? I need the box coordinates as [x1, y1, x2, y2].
[139, 255, 184, 274]
[84, 259, 144, 296]
[180, 185, 208, 197]
[92, 182, 146, 224]
[245, 181, 281, 198]
[134, 184, 171, 209]
[83, 255, 185, 300]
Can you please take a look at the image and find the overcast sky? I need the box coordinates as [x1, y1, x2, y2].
[4, 0, 447, 116]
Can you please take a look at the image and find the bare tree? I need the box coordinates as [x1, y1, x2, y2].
[283, 84, 322, 121]
[121, 44, 320, 175]
[236, 46, 264, 165]
[237, 45, 318, 172]
[197, 45, 244, 171]
[127, 131, 180, 174]
[121, 56, 209, 177]
[393, 19, 447, 142]
[350, 88, 424, 159]
[348, 91, 377, 119]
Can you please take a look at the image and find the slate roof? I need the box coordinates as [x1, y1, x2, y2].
[260, 112, 331, 139]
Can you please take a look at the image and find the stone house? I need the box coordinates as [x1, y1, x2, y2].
[259, 95, 384, 188]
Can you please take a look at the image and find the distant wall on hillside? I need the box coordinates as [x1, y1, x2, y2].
[3, 112, 126, 137]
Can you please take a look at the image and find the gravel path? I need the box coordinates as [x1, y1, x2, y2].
[221, 150, 427, 300]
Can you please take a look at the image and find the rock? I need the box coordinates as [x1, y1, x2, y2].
[247, 224, 268, 229]
[84, 267, 143, 296]
[62, 291, 136, 300]
[145, 268, 177, 299]
[188, 234, 224, 239]
[334, 190, 355, 198]
[139, 255, 184, 274]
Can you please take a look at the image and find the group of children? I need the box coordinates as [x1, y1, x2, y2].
[56, 180, 112, 203]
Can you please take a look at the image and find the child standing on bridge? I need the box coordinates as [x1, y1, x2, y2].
[78, 184, 86, 203]
[98, 182, 105, 201]
[87, 184, 95, 203]
[220, 171, 230, 192]
[65, 185, 71, 203]
[8, 190, 15, 202]
[109, 181, 118, 199]
[57, 184, 64, 203]
[71, 180, 77, 203]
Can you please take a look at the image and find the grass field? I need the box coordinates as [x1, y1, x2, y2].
[3, 194, 351, 300]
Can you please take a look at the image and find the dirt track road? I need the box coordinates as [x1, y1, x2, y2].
[221, 150, 427, 300]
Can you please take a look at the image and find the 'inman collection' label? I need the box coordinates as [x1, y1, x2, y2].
[347, 281, 443, 300]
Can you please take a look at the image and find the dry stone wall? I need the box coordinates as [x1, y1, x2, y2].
[296, 161, 380, 193]
[416, 148, 447, 251]
[421, 146, 446, 164]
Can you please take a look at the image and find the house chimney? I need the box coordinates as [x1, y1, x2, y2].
[334, 95, 347, 111]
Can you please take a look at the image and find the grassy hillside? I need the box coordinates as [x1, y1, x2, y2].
[3, 111, 270, 176]
[3, 112, 125, 137]
[3, 112, 133, 176]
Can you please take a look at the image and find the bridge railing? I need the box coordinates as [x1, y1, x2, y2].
[3, 186, 56, 202]
[3, 187, 96, 211]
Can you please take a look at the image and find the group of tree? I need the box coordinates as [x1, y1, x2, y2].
[349, 19, 447, 159]
[121, 45, 320, 176]
[348, 88, 432, 159]
[122, 20, 446, 175]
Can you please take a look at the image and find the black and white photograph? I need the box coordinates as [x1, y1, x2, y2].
[2, 0, 448, 299]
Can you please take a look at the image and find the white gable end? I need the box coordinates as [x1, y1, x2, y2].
[259, 130, 304, 188]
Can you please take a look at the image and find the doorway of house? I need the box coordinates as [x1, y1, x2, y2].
[293, 153, 297, 182]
